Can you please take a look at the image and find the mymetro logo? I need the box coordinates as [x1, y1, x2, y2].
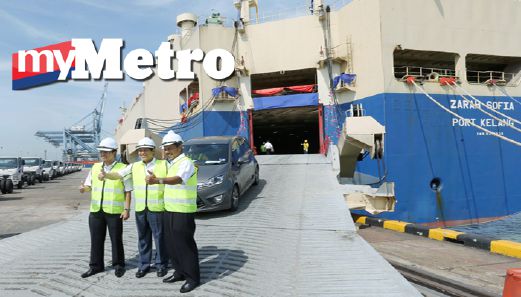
[12, 39, 235, 90]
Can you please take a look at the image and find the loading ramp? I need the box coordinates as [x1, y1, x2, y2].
[0, 154, 420, 296]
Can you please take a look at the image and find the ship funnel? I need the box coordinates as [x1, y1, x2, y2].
[176, 13, 198, 38]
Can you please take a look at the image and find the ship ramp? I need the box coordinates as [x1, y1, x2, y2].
[0, 154, 420, 296]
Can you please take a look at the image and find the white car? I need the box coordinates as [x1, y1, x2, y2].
[43, 160, 55, 180]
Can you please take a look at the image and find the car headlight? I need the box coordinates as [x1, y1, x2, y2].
[202, 175, 224, 188]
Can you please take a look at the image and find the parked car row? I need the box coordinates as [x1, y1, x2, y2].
[48, 160, 82, 179]
[0, 157, 82, 194]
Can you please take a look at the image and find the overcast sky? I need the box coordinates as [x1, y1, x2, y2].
[0, 0, 324, 160]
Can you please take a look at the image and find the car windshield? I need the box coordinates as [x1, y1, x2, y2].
[24, 158, 39, 166]
[0, 158, 17, 169]
[184, 144, 228, 165]
[43, 161, 52, 168]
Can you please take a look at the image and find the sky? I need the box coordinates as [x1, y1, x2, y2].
[0, 0, 314, 160]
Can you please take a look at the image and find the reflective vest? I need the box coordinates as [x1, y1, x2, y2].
[132, 160, 167, 212]
[91, 162, 127, 214]
[164, 156, 198, 213]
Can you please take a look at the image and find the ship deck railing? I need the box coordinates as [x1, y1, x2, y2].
[466, 70, 517, 86]
[394, 66, 457, 81]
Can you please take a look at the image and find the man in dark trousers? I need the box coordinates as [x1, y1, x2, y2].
[147, 130, 200, 293]
[79, 137, 132, 278]
[100, 137, 169, 278]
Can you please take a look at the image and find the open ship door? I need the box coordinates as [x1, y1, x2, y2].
[337, 115, 395, 213]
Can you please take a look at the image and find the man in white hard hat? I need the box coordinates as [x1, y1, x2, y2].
[100, 137, 169, 278]
[147, 131, 200, 293]
[79, 137, 132, 278]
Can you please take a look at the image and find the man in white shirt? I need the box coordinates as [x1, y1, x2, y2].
[79, 137, 132, 278]
[150, 131, 200, 293]
[100, 137, 169, 278]
[264, 140, 274, 154]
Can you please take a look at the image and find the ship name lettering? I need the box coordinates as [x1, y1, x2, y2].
[449, 99, 479, 109]
[485, 101, 514, 111]
[480, 118, 514, 127]
[452, 118, 476, 126]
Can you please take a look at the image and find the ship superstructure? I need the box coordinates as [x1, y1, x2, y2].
[116, 0, 521, 226]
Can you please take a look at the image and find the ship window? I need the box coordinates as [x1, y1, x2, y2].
[350, 104, 364, 117]
[393, 49, 458, 80]
[466, 54, 521, 86]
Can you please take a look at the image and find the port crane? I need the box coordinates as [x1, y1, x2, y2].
[35, 83, 108, 161]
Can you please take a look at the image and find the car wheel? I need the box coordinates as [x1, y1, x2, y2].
[229, 185, 240, 212]
[253, 167, 259, 186]
[17, 181, 23, 189]
[6, 180, 13, 194]
[0, 179, 5, 194]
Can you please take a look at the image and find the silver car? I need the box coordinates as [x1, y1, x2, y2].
[184, 136, 259, 212]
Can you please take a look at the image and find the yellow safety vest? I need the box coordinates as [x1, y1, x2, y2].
[164, 156, 198, 213]
[91, 162, 127, 214]
[132, 160, 167, 212]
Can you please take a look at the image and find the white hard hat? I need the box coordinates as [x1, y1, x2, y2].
[136, 137, 156, 149]
[97, 137, 118, 151]
[161, 130, 183, 147]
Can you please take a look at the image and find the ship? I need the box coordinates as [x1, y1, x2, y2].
[115, 0, 521, 227]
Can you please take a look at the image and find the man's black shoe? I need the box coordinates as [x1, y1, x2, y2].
[81, 268, 103, 278]
[115, 267, 126, 278]
[135, 268, 150, 278]
[163, 272, 185, 283]
[157, 268, 167, 277]
[180, 281, 199, 293]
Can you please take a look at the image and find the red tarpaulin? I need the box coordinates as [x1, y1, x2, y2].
[252, 84, 315, 96]
[286, 84, 315, 93]
[252, 87, 284, 96]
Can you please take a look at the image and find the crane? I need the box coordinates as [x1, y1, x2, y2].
[35, 83, 108, 161]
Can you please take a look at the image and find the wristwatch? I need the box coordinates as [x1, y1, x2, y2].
[124, 208, 130, 212]
[159, 178, 164, 184]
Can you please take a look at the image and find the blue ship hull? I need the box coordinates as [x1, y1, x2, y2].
[169, 91, 521, 226]
[335, 92, 521, 226]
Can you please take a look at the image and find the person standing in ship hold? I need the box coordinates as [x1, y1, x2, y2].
[99, 137, 169, 278]
[79, 137, 132, 278]
[301, 139, 309, 154]
[264, 140, 274, 154]
[151, 130, 200, 293]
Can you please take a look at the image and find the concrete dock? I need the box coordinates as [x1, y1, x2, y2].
[0, 155, 421, 296]
[359, 225, 519, 296]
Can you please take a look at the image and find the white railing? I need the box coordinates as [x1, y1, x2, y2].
[466, 70, 516, 85]
[393, 66, 457, 79]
